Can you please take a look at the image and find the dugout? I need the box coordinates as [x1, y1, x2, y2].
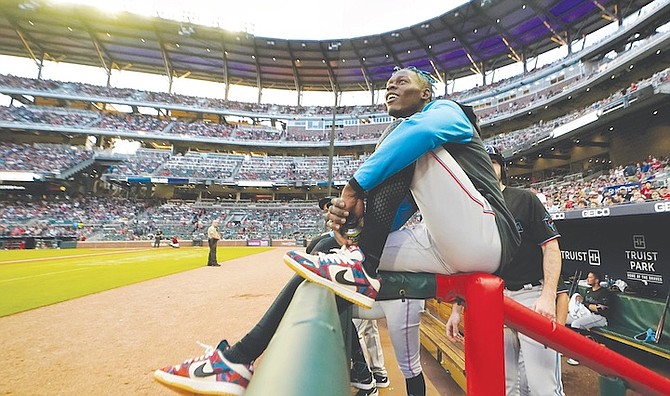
[554, 200, 670, 359]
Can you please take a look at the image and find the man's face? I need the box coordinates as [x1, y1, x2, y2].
[385, 70, 431, 118]
[491, 161, 502, 183]
[587, 272, 597, 286]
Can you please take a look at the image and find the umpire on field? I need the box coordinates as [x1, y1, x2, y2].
[488, 145, 564, 395]
[207, 219, 221, 267]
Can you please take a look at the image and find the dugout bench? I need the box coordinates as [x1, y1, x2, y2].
[583, 289, 670, 360]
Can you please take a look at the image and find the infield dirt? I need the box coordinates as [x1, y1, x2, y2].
[0, 246, 665, 395]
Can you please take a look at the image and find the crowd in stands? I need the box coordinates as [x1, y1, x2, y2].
[0, 143, 93, 176]
[110, 151, 365, 182]
[1, 24, 666, 126]
[0, 194, 325, 242]
[106, 149, 171, 176]
[0, 64, 666, 185]
[0, 153, 667, 244]
[533, 155, 670, 213]
[2, 64, 667, 160]
[1, 5, 668, 244]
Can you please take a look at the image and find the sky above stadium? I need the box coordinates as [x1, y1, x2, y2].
[48, 0, 468, 39]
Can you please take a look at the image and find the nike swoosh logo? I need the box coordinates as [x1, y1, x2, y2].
[335, 269, 359, 286]
[193, 362, 217, 378]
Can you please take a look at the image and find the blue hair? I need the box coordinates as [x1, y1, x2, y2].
[393, 66, 438, 84]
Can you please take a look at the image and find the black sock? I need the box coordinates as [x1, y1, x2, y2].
[406, 372, 426, 396]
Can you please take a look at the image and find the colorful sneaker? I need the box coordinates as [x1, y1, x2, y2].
[373, 373, 390, 388]
[153, 340, 253, 395]
[284, 245, 380, 308]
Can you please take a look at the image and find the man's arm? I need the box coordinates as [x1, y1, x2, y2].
[352, 100, 474, 193]
[534, 238, 561, 320]
[446, 303, 464, 342]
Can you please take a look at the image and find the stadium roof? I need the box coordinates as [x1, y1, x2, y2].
[0, 0, 663, 94]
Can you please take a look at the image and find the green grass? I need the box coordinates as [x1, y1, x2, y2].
[0, 247, 271, 317]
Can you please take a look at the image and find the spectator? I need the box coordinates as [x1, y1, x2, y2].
[649, 190, 662, 201]
[640, 181, 653, 199]
[631, 190, 646, 203]
[588, 191, 602, 207]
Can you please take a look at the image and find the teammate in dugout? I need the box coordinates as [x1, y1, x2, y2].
[447, 146, 565, 396]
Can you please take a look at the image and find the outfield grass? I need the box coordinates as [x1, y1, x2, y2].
[0, 247, 271, 317]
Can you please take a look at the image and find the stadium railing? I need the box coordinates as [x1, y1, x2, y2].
[251, 272, 670, 395]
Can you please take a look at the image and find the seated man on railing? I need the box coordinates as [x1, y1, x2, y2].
[154, 66, 520, 396]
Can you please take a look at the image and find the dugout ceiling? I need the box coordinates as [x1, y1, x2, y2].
[0, 0, 666, 93]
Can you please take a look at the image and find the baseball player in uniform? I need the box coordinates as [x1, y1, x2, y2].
[156, 67, 520, 396]
[448, 146, 564, 395]
[284, 67, 520, 310]
[285, 66, 520, 395]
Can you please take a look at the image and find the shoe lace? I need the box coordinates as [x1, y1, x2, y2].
[322, 245, 359, 259]
[182, 341, 216, 364]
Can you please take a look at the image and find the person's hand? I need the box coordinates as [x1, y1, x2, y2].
[326, 183, 365, 246]
[446, 307, 464, 342]
[533, 292, 556, 321]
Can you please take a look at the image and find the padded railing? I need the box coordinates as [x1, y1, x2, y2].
[245, 281, 349, 396]
[244, 272, 670, 395]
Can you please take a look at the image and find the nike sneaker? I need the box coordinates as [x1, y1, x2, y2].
[351, 368, 376, 390]
[355, 386, 379, 396]
[373, 373, 390, 388]
[153, 340, 253, 396]
[284, 245, 380, 308]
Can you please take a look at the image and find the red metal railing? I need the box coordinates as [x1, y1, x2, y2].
[433, 273, 670, 396]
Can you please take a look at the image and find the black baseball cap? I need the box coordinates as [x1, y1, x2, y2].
[318, 197, 335, 210]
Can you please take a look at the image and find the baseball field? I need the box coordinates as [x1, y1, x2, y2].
[2, 246, 664, 395]
[0, 247, 272, 317]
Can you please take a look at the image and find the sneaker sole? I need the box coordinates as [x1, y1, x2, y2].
[375, 380, 390, 388]
[354, 387, 379, 396]
[351, 380, 376, 390]
[153, 369, 245, 396]
[284, 254, 375, 309]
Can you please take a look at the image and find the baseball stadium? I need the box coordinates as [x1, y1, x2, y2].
[1, 0, 669, 395]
